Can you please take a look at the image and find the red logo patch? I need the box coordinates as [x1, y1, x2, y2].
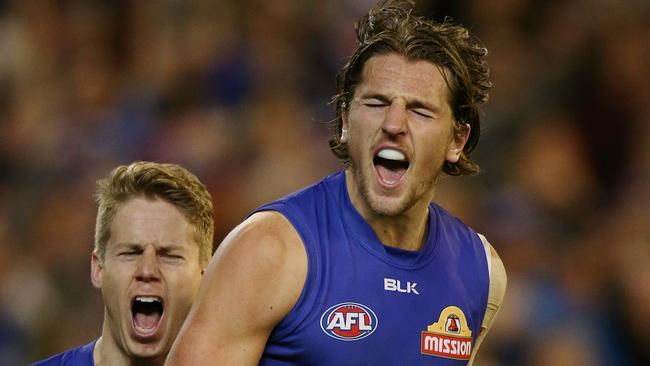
[421, 332, 473, 360]
[320, 302, 378, 341]
[420, 306, 473, 360]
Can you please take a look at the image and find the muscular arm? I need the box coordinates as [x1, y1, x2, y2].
[165, 211, 307, 365]
[468, 235, 507, 365]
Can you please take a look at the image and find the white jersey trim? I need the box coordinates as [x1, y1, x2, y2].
[477, 233, 491, 277]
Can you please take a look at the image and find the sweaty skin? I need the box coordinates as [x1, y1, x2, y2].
[165, 54, 477, 365]
[343, 54, 469, 250]
[92, 197, 203, 366]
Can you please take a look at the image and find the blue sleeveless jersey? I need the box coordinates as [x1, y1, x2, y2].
[255, 171, 489, 365]
[30, 340, 95, 366]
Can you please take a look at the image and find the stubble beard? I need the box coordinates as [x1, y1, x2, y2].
[349, 159, 413, 217]
[350, 159, 441, 218]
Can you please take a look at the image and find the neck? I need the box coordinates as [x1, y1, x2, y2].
[367, 208, 429, 251]
[345, 170, 432, 251]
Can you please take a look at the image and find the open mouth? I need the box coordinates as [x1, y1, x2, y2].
[131, 296, 164, 337]
[374, 148, 409, 185]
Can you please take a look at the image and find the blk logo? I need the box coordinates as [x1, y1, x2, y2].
[384, 278, 419, 295]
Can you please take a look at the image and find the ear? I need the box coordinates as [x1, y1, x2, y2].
[91, 251, 103, 289]
[340, 111, 349, 144]
[446, 123, 471, 163]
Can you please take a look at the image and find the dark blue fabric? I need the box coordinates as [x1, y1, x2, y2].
[29, 340, 95, 366]
[255, 171, 489, 365]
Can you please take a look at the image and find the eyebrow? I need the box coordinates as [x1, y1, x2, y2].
[113, 243, 142, 251]
[157, 245, 187, 254]
[358, 92, 391, 103]
[113, 243, 186, 252]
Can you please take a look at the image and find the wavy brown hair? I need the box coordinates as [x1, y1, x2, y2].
[329, 0, 492, 176]
[94, 161, 215, 266]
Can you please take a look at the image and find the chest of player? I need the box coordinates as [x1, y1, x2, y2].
[259, 176, 489, 365]
[271, 234, 487, 365]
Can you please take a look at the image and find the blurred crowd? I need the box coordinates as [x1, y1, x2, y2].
[0, 0, 648, 365]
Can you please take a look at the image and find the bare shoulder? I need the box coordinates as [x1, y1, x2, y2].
[476, 234, 507, 309]
[205, 210, 307, 320]
[166, 211, 307, 365]
[218, 210, 304, 262]
[468, 234, 507, 365]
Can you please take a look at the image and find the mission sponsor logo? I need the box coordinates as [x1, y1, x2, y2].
[421, 306, 473, 360]
[320, 302, 378, 341]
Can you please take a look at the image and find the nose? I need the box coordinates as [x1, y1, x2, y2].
[382, 102, 408, 137]
[135, 246, 161, 282]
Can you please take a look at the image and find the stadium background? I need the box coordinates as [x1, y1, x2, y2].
[0, 0, 648, 364]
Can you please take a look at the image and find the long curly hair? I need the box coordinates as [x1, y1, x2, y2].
[329, 0, 492, 176]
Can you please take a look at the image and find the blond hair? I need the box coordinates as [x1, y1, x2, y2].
[94, 161, 214, 266]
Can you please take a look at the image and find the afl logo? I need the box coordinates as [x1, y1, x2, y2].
[320, 302, 378, 341]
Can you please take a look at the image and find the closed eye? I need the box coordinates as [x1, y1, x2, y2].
[118, 251, 140, 258]
[364, 101, 388, 108]
[412, 109, 434, 119]
[360, 95, 390, 108]
[159, 250, 186, 262]
[162, 253, 183, 259]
